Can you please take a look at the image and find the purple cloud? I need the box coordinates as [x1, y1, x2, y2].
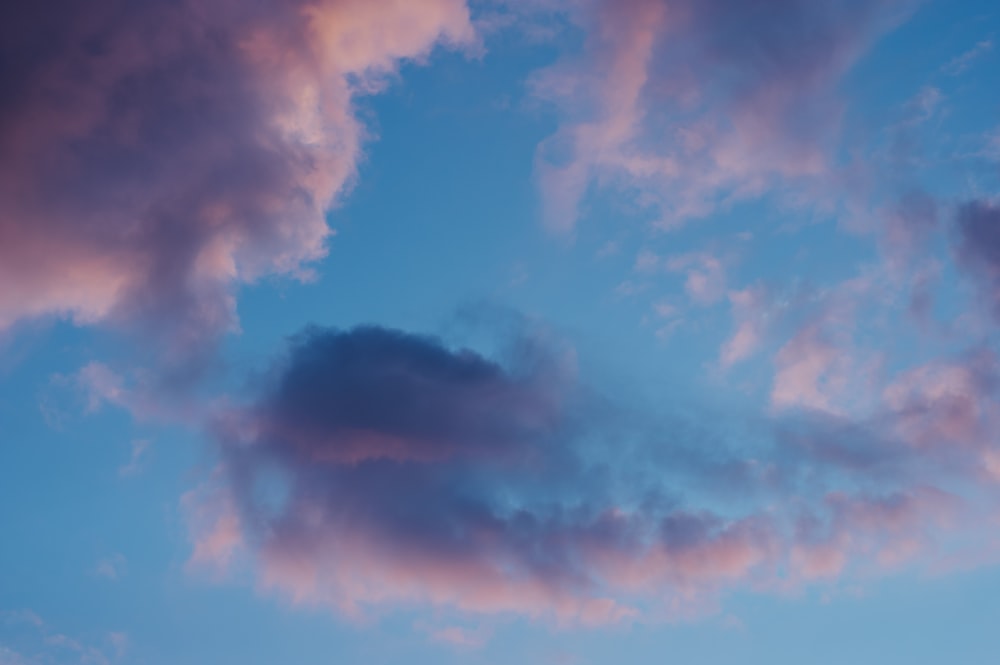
[232, 325, 568, 464]
[191, 325, 781, 621]
[0, 0, 473, 359]
[183, 322, 1000, 622]
[955, 200, 1000, 320]
[530, 0, 912, 231]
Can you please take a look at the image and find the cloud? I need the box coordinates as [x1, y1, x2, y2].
[0, 610, 119, 665]
[190, 326, 779, 621]
[0, 646, 28, 665]
[942, 38, 993, 76]
[771, 324, 847, 413]
[420, 622, 491, 649]
[118, 439, 151, 477]
[882, 351, 1000, 450]
[182, 321, 1000, 623]
[665, 252, 727, 305]
[0, 0, 474, 359]
[93, 553, 127, 581]
[789, 486, 959, 579]
[955, 200, 1000, 320]
[719, 285, 771, 369]
[880, 190, 939, 266]
[233, 325, 575, 463]
[75, 363, 128, 414]
[531, 0, 912, 231]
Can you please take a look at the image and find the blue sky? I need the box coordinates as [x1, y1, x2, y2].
[2, 1, 1000, 663]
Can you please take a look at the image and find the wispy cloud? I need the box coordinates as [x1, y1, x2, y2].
[531, 0, 912, 232]
[93, 553, 127, 581]
[942, 38, 993, 75]
[118, 440, 151, 478]
[181, 319, 1000, 623]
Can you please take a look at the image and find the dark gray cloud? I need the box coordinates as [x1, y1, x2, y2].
[245, 326, 565, 464]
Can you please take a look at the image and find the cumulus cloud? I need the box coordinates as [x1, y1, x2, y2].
[0, 0, 474, 358]
[190, 327, 766, 620]
[531, 0, 912, 231]
[183, 322, 1000, 623]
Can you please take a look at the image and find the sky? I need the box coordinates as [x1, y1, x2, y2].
[1, 0, 1000, 663]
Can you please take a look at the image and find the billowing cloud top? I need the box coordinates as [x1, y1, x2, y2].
[0, 0, 472, 354]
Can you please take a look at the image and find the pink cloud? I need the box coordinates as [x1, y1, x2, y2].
[0, 0, 474, 359]
[771, 324, 846, 412]
[182, 474, 246, 575]
[530, 0, 911, 232]
[791, 487, 960, 580]
[719, 286, 770, 369]
[426, 624, 490, 649]
[955, 200, 1000, 321]
[882, 352, 1000, 449]
[176, 322, 1000, 625]
[665, 252, 727, 305]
